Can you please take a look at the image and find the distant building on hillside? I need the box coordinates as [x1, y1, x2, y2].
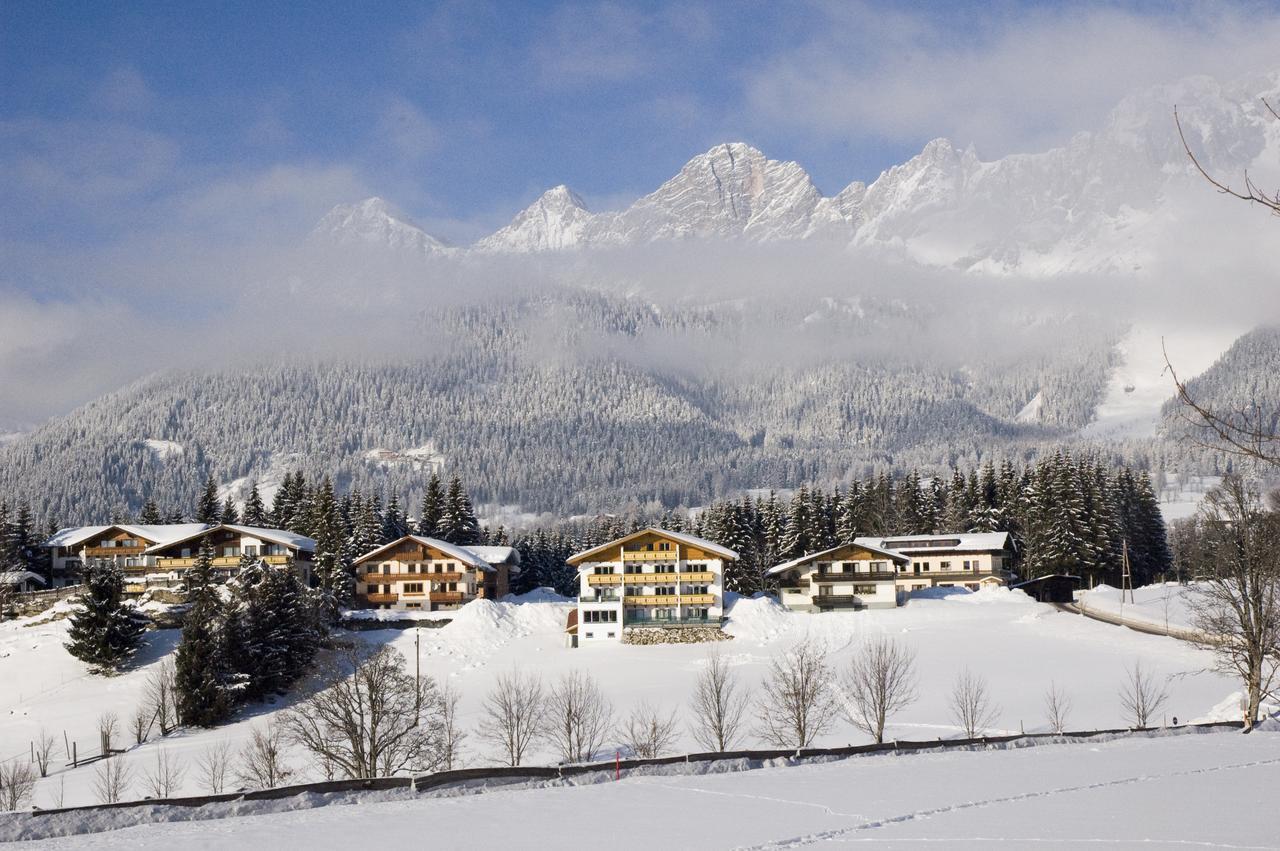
[351, 535, 520, 612]
[43, 523, 315, 592]
[568, 527, 736, 643]
[854, 532, 1014, 596]
[767, 542, 909, 612]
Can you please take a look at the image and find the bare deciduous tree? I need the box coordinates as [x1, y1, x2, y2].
[480, 670, 545, 767]
[142, 748, 186, 799]
[0, 760, 36, 811]
[840, 637, 917, 744]
[98, 711, 119, 756]
[949, 668, 999, 738]
[32, 729, 57, 778]
[1176, 99, 1280, 218]
[282, 646, 442, 779]
[619, 701, 679, 759]
[1043, 682, 1072, 734]
[545, 670, 612, 764]
[197, 741, 233, 794]
[237, 722, 292, 790]
[439, 681, 466, 770]
[690, 653, 749, 753]
[756, 644, 838, 749]
[1119, 662, 1170, 728]
[92, 756, 133, 804]
[131, 706, 151, 746]
[1184, 477, 1280, 730]
[145, 659, 179, 736]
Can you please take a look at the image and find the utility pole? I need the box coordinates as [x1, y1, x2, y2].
[1121, 539, 1135, 606]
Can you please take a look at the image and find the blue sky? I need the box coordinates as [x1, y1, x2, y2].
[0, 0, 1276, 427]
[4, 0, 1273, 246]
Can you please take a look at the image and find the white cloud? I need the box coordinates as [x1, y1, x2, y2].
[93, 67, 156, 114]
[376, 95, 440, 164]
[744, 2, 1280, 158]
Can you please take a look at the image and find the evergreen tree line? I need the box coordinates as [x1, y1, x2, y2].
[0, 498, 51, 580]
[533, 453, 1171, 596]
[175, 539, 323, 726]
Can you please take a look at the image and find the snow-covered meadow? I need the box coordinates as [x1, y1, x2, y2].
[1, 585, 1254, 822]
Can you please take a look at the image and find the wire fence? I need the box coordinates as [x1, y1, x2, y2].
[28, 719, 1246, 818]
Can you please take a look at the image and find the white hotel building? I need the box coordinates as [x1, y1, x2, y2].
[568, 527, 737, 643]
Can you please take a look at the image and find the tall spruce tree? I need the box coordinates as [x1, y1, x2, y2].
[242, 482, 268, 527]
[174, 538, 232, 726]
[416, 473, 445, 537]
[63, 562, 146, 673]
[311, 476, 351, 619]
[139, 498, 162, 525]
[196, 475, 221, 525]
[439, 476, 481, 545]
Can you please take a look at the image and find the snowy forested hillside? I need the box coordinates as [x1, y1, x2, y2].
[0, 289, 1123, 521]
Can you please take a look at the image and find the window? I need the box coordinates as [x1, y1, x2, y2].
[870, 560, 887, 572]
[223, 546, 240, 558]
[921, 562, 931, 572]
[940, 561, 952, 571]
[244, 546, 259, 557]
[657, 541, 671, 551]
[593, 565, 615, 575]
[607, 632, 615, 639]
[841, 561, 855, 573]
[403, 583, 424, 594]
[382, 563, 391, 574]
[854, 585, 877, 595]
[406, 602, 422, 609]
[181, 548, 191, 558]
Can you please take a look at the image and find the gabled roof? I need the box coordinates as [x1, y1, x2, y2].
[352, 535, 495, 572]
[466, 546, 522, 572]
[141, 524, 316, 555]
[767, 542, 909, 576]
[567, 527, 737, 565]
[43, 523, 211, 549]
[0, 569, 47, 587]
[854, 532, 1012, 554]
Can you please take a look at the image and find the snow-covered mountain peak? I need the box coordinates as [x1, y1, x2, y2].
[313, 196, 451, 254]
[475, 184, 594, 252]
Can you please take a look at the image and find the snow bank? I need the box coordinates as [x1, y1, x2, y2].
[723, 593, 791, 643]
[1078, 583, 1199, 632]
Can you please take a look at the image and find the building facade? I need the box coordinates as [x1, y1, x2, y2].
[767, 543, 909, 612]
[352, 535, 520, 611]
[568, 528, 736, 643]
[853, 532, 1013, 596]
[43, 523, 315, 592]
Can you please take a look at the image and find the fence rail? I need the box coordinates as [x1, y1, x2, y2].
[28, 719, 1246, 819]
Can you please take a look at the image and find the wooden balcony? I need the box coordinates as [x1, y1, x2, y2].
[586, 574, 623, 586]
[812, 570, 897, 582]
[364, 593, 398, 604]
[813, 595, 864, 608]
[429, 591, 464, 604]
[623, 593, 715, 606]
[365, 571, 464, 582]
[85, 546, 147, 557]
[157, 554, 290, 568]
[678, 571, 715, 582]
[621, 550, 678, 562]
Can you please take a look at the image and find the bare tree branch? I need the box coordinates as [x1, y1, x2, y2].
[690, 652, 750, 753]
[1175, 104, 1280, 215]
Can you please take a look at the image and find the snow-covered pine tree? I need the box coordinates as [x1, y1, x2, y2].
[438, 476, 481, 545]
[416, 473, 444, 537]
[780, 486, 811, 560]
[311, 476, 351, 620]
[174, 538, 231, 726]
[139, 498, 162, 525]
[63, 562, 147, 673]
[219, 496, 240, 525]
[242, 482, 267, 527]
[381, 493, 408, 543]
[196, 475, 221, 525]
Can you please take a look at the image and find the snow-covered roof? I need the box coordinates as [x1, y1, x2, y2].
[0, 569, 46, 587]
[465, 546, 521, 572]
[766, 542, 909, 576]
[43, 523, 211, 549]
[854, 532, 1012, 554]
[141, 524, 316, 555]
[352, 535, 495, 572]
[568, 527, 738, 565]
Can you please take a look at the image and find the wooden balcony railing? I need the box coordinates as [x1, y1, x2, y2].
[623, 593, 716, 606]
[364, 571, 464, 582]
[156, 554, 291, 568]
[621, 551, 678, 562]
[364, 593, 398, 604]
[812, 570, 898, 582]
[812, 595, 864, 607]
[586, 574, 623, 586]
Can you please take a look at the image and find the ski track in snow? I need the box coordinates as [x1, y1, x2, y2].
[739, 755, 1280, 849]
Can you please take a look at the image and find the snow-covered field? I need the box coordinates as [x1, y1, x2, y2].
[12, 724, 1280, 849]
[2, 587, 1252, 817]
[1077, 582, 1199, 633]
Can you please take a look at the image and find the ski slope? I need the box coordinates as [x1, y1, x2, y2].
[0, 588, 1253, 817]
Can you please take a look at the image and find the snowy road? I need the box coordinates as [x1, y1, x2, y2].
[16, 728, 1280, 849]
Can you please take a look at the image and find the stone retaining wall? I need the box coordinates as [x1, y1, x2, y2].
[621, 626, 732, 645]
